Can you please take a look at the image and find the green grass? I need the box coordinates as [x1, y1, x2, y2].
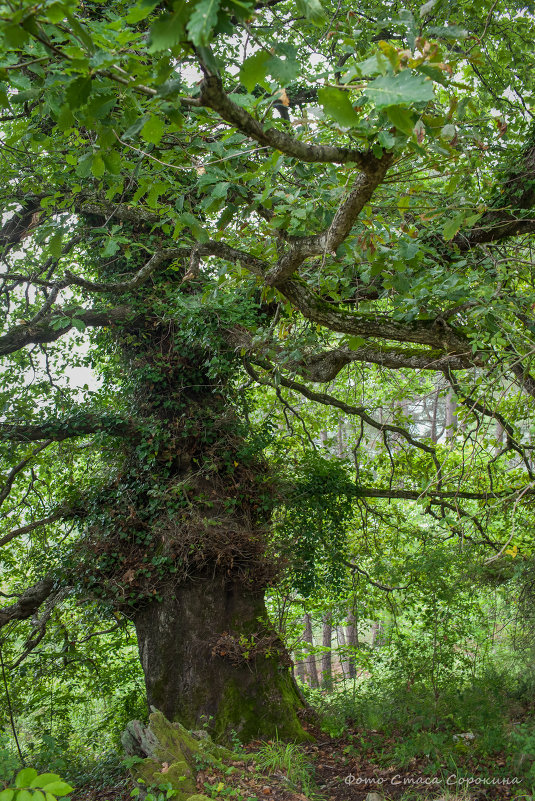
[255, 738, 316, 797]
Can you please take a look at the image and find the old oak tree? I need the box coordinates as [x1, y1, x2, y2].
[1, 0, 535, 740]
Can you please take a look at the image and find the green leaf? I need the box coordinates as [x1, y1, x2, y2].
[225, 0, 253, 18]
[210, 182, 230, 199]
[3, 24, 30, 48]
[16, 770, 38, 788]
[318, 86, 360, 128]
[378, 130, 396, 149]
[71, 318, 87, 332]
[295, 0, 326, 24]
[365, 71, 434, 108]
[148, 10, 186, 52]
[91, 153, 105, 177]
[347, 336, 366, 350]
[384, 105, 416, 136]
[355, 52, 388, 77]
[85, 94, 116, 120]
[398, 195, 410, 214]
[441, 123, 456, 140]
[57, 104, 75, 131]
[0, 790, 15, 801]
[179, 212, 208, 243]
[443, 212, 465, 240]
[186, 0, 221, 46]
[40, 782, 74, 797]
[49, 232, 64, 259]
[11, 88, 41, 105]
[46, 3, 67, 23]
[15, 791, 33, 801]
[266, 55, 299, 84]
[102, 238, 120, 257]
[141, 116, 164, 145]
[420, 0, 438, 16]
[102, 150, 121, 174]
[126, 0, 159, 23]
[65, 76, 92, 109]
[75, 152, 93, 178]
[122, 115, 149, 140]
[65, 11, 95, 52]
[196, 45, 219, 73]
[51, 316, 71, 330]
[30, 776, 60, 789]
[240, 51, 271, 92]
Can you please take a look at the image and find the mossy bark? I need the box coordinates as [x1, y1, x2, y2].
[122, 710, 237, 800]
[134, 576, 310, 742]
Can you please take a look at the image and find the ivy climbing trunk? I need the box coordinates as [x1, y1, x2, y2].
[74, 216, 311, 743]
[134, 576, 307, 741]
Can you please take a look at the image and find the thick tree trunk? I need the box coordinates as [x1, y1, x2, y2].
[77, 215, 311, 745]
[134, 575, 307, 742]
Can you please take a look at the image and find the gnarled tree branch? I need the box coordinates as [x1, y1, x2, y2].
[199, 73, 373, 168]
[0, 413, 137, 442]
[265, 154, 393, 285]
[0, 509, 75, 548]
[0, 578, 55, 630]
[0, 305, 134, 356]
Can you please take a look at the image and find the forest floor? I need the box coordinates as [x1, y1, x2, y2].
[70, 721, 532, 801]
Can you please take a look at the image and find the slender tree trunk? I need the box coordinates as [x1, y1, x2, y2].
[495, 419, 505, 454]
[445, 390, 458, 438]
[303, 613, 319, 688]
[295, 658, 306, 683]
[336, 625, 349, 679]
[337, 419, 345, 458]
[346, 606, 358, 679]
[370, 621, 381, 648]
[321, 611, 333, 690]
[430, 389, 439, 443]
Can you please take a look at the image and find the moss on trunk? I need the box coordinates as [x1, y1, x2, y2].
[134, 578, 311, 742]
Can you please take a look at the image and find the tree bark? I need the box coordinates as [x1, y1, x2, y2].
[302, 613, 319, 688]
[295, 657, 307, 683]
[321, 611, 333, 690]
[445, 390, 458, 438]
[134, 576, 307, 741]
[336, 625, 349, 678]
[346, 606, 358, 679]
[430, 388, 440, 444]
[370, 621, 381, 648]
[495, 419, 505, 454]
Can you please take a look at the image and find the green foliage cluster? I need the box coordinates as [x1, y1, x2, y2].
[0, 769, 73, 801]
[275, 452, 356, 595]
